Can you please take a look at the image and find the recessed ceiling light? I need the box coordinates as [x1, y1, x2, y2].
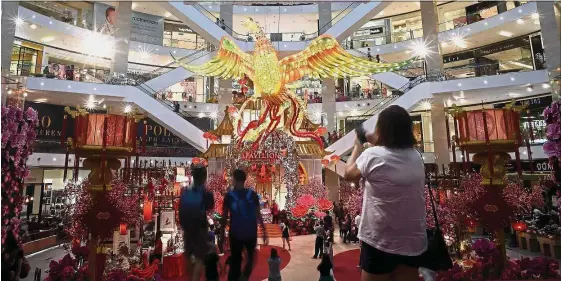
[255, 8, 259, 11]
[526, 86, 533, 92]
[164, 12, 171, 17]
[510, 77, 515, 81]
[41, 36, 55, 43]
[531, 12, 539, 19]
[517, 19, 524, 24]
[483, 80, 488, 84]
[131, 3, 137, 9]
[49, 20, 52, 24]
[484, 22, 488, 25]
[244, 8, 247, 11]
[499, 31, 513, 37]
[500, 16, 504, 20]
[30, 24, 37, 29]
[542, 83, 550, 89]
[508, 92, 520, 97]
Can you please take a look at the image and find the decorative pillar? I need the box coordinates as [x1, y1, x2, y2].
[218, 79, 232, 106]
[219, 4, 233, 36]
[322, 80, 337, 132]
[110, 1, 132, 75]
[430, 98, 450, 168]
[420, 0, 443, 75]
[537, 1, 561, 100]
[325, 169, 340, 202]
[318, 3, 332, 35]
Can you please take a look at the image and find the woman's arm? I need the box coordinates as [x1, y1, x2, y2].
[343, 139, 363, 181]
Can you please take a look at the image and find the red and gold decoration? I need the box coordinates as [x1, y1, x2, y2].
[172, 18, 414, 150]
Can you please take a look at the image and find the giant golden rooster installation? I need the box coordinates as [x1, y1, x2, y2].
[172, 18, 415, 149]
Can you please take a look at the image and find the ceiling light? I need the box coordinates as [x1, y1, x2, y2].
[510, 77, 515, 81]
[30, 24, 37, 29]
[441, 41, 448, 47]
[209, 111, 218, 119]
[531, 12, 539, 19]
[255, 8, 259, 11]
[542, 83, 550, 89]
[283, 8, 287, 12]
[49, 21, 52, 24]
[243, 8, 247, 11]
[516, 19, 524, 24]
[526, 86, 533, 92]
[483, 80, 488, 84]
[7, 89, 13, 95]
[379, 11, 384, 16]
[451, 34, 467, 48]
[23, 92, 28, 97]
[131, 3, 137, 9]
[34, 98, 47, 103]
[198, 112, 205, 118]
[41, 36, 55, 43]
[164, 12, 171, 17]
[410, 40, 429, 58]
[508, 92, 520, 97]
[499, 31, 513, 37]
[421, 100, 431, 110]
[14, 17, 24, 26]
[500, 16, 504, 20]
[124, 104, 132, 113]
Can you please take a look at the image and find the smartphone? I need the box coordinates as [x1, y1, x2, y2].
[355, 123, 368, 145]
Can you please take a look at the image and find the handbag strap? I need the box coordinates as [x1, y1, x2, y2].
[417, 149, 442, 231]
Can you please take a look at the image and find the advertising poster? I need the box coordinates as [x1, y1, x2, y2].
[94, 3, 164, 45]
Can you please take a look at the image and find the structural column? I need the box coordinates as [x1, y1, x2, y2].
[217, 79, 231, 106]
[1, 1, 19, 104]
[420, 0, 443, 75]
[110, 1, 132, 74]
[322, 80, 337, 132]
[325, 169, 340, 202]
[318, 3, 332, 35]
[537, 1, 561, 100]
[219, 4, 233, 36]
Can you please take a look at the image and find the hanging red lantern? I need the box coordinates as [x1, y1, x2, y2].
[203, 132, 212, 139]
[192, 157, 201, 165]
[210, 135, 218, 142]
[321, 159, 329, 167]
[120, 223, 128, 235]
[201, 159, 208, 167]
[143, 199, 153, 221]
[315, 127, 327, 136]
[512, 221, 527, 232]
[228, 106, 238, 114]
[464, 218, 477, 228]
[330, 155, 340, 164]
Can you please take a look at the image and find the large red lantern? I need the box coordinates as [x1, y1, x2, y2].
[512, 221, 527, 232]
[143, 199, 153, 221]
[315, 127, 327, 136]
[119, 223, 128, 235]
[330, 155, 340, 164]
[321, 159, 329, 167]
[192, 157, 201, 165]
[203, 132, 212, 139]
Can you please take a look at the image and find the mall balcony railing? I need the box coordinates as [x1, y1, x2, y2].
[193, 2, 358, 42]
[345, 1, 530, 50]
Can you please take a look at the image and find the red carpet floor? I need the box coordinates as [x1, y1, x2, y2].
[333, 249, 361, 281]
[169, 245, 290, 281]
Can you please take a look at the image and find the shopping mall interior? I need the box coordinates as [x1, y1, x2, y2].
[1, 1, 560, 281]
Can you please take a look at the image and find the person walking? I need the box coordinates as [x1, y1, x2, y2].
[179, 164, 215, 281]
[317, 253, 334, 281]
[268, 248, 282, 281]
[344, 105, 427, 281]
[312, 221, 326, 259]
[204, 244, 222, 281]
[221, 169, 269, 281]
[280, 220, 291, 251]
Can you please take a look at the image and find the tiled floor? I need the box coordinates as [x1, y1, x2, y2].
[25, 232, 557, 281]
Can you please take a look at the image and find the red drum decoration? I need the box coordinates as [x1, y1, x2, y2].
[73, 113, 136, 152]
[119, 223, 128, 235]
[454, 108, 521, 151]
[512, 221, 528, 232]
[143, 199, 153, 221]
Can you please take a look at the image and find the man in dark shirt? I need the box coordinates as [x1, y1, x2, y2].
[221, 169, 268, 281]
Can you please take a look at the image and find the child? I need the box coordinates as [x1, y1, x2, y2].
[317, 253, 334, 281]
[268, 248, 282, 281]
[204, 245, 222, 281]
[280, 221, 291, 251]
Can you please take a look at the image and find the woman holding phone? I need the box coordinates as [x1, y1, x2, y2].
[344, 105, 427, 281]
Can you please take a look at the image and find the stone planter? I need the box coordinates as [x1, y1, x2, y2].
[518, 231, 540, 252]
[536, 235, 561, 259]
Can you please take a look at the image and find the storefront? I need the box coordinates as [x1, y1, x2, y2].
[493, 95, 552, 144]
[164, 22, 207, 49]
[443, 34, 543, 78]
[390, 11, 423, 43]
[10, 40, 43, 76]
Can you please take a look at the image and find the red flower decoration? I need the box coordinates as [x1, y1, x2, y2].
[316, 198, 333, 211]
[291, 205, 309, 218]
[314, 211, 326, 219]
[296, 194, 316, 209]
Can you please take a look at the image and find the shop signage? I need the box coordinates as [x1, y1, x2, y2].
[164, 22, 195, 33]
[24, 102, 203, 157]
[476, 37, 530, 57]
[506, 159, 553, 173]
[94, 3, 164, 45]
[241, 151, 283, 161]
[493, 95, 552, 110]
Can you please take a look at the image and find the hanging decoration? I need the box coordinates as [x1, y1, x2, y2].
[543, 101, 561, 182]
[1, 105, 38, 245]
[172, 18, 415, 150]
